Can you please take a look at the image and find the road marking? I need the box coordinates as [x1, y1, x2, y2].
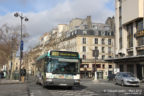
[30, 92, 34, 96]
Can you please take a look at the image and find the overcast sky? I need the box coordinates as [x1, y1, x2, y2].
[0, 0, 115, 52]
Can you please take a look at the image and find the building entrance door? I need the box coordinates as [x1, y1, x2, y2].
[119, 64, 124, 72]
[137, 64, 142, 80]
[97, 71, 103, 79]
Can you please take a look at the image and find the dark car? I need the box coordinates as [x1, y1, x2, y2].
[108, 74, 115, 81]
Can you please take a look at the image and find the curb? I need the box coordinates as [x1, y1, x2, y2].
[0, 80, 24, 85]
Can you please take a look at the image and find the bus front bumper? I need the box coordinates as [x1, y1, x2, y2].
[45, 78, 80, 86]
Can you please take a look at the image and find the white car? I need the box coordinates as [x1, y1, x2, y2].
[115, 72, 140, 87]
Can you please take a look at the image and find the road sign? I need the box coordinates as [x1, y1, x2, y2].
[20, 40, 24, 50]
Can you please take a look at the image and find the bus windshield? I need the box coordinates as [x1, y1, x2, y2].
[47, 59, 79, 74]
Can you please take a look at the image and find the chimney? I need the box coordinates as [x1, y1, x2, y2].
[86, 16, 92, 29]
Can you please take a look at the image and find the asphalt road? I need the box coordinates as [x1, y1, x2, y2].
[0, 83, 28, 96]
[0, 78, 144, 96]
[27, 78, 144, 96]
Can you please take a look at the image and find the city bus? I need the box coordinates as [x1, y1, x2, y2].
[35, 50, 81, 88]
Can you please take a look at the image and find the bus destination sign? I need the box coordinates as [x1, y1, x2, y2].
[50, 51, 79, 58]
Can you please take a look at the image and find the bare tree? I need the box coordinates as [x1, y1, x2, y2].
[0, 24, 29, 66]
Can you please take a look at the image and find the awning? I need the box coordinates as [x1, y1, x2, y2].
[105, 55, 144, 63]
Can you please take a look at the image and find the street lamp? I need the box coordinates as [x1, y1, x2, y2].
[14, 12, 29, 81]
[93, 49, 99, 80]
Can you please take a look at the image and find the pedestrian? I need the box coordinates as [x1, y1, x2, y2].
[0, 71, 4, 78]
[13, 67, 19, 80]
[20, 67, 26, 82]
[0, 71, 2, 79]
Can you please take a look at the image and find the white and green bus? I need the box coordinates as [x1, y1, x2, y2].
[36, 50, 81, 88]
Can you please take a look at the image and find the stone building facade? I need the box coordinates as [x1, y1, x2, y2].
[29, 16, 115, 79]
[107, 0, 144, 81]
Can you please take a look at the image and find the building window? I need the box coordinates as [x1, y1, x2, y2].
[111, 31, 114, 36]
[95, 47, 98, 50]
[92, 47, 99, 59]
[102, 64, 105, 69]
[108, 47, 111, 54]
[137, 50, 144, 56]
[119, 7, 122, 17]
[83, 46, 86, 52]
[75, 26, 79, 29]
[137, 37, 144, 46]
[98, 31, 101, 36]
[136, 19, 143, 32]
[93, 25, 97, 29]
[80, 64, 89, 68]
[127, 23, 133, 48]
[108, 39, 111, 45]
[82, 38, 86, 44]
[95, 38, 98, 44]
[102, 55, 105, 60]
[96, 64, 101, 68]
[128, 51, 133, 56]
[109, 56, 112, 58]
[82, 54, 86, 59]
[109, 65, 112, 68]
[102, 38, 105, 44]
[84, 25, 88, 29]
[84, 64, 89, 68]
[102, 47, 105, 53]
[105, 31, 108, 36]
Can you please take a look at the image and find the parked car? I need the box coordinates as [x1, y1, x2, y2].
[115, 72, 140, 87]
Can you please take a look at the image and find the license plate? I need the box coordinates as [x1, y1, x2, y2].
[59, 84, 67, 86]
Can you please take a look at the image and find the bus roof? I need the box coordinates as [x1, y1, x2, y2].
[36, 50, 80, 61]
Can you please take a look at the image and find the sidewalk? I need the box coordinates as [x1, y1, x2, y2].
[0, 81, 28, 96]
[0, 79, 23, 85]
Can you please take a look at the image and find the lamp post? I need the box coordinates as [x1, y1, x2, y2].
[93, 49, 99, 80]
[10, 37, 14, 79]
[14, 12, 28, 81]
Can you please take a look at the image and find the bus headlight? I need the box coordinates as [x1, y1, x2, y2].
[46, 78, 52, 82]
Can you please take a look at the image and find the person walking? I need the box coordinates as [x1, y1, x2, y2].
[13, 67, 19, 80]
[20, 67, 26, 82]
[0, 71, 4, 78]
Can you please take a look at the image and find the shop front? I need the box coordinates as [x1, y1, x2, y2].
[107, 56, 144, 81]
